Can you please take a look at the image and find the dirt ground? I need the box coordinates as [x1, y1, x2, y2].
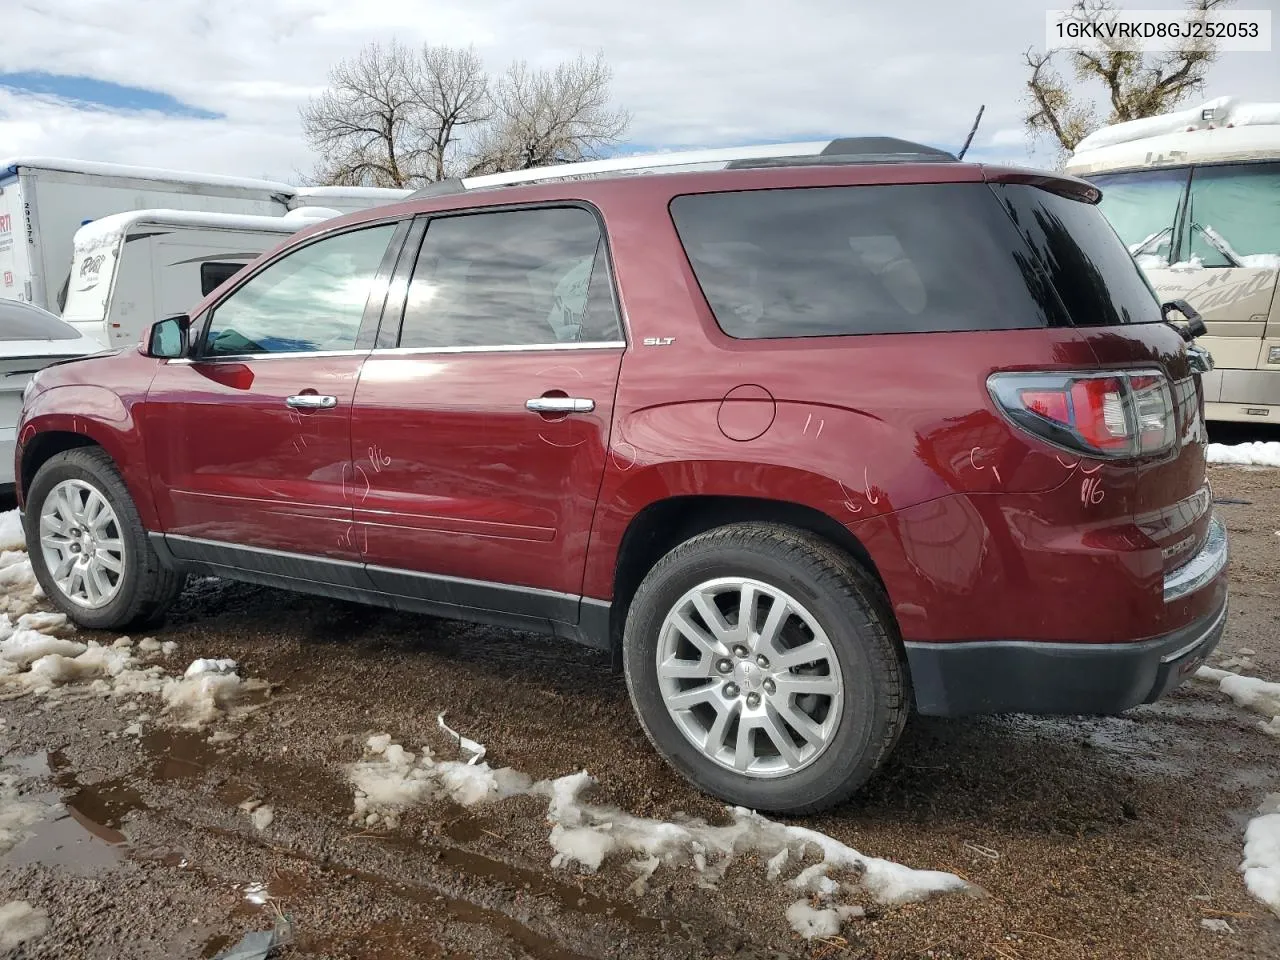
[2, 465, 1279, 960]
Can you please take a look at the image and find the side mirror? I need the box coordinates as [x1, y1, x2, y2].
[144, 314, 189, 359]
[1161, 299, 1207, 342]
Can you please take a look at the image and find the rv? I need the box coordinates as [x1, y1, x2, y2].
[0, 158, 296, 313]
[0, 158, 413, 318]
[1066, 98, 1280, 424]
[60, 208, 337, 349]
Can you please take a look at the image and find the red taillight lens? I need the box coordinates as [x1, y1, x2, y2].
[1020, 389, 1069, 424]
[989, 370, 1176, 459]
[1069, 377, 1129, 452]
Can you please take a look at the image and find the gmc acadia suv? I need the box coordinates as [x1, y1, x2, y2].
[14, 137, 1229, 814]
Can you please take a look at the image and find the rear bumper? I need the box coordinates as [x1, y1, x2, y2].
[906, 519, 1229, 717]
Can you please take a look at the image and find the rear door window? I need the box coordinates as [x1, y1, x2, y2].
[669, 184, 1061, 340]
[397, 206, 621, 349]
[994, 183, 1163, 326]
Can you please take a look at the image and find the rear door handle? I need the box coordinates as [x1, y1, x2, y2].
[286, 394, 338, 410]
[526, 397, 595, 414]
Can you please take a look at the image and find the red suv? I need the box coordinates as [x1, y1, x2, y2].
[14, 138, 1228, 814]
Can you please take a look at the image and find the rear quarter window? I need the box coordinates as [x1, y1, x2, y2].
[669, 183, 1061, 340]
[994, 183, 1163, 326]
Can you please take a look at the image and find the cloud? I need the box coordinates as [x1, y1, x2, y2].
[0, 0, 1276, 181]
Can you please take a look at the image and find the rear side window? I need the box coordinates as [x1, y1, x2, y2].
[398, 206, 622, 350]
[995, 183, 1162, 326]
[669, 184, 1060, 340]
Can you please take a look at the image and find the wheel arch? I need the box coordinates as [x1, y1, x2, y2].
[604, 494, 891, 661]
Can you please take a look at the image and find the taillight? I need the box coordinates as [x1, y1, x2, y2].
[988, 370, 1176, 459]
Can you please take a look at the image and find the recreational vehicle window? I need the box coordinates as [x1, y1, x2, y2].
[201, 261, 246, 296]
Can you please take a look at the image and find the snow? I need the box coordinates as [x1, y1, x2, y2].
[1073, 98, 1280, 151]
[1206, 442, 1280, 467]
[437, 711, 486, 764]
[184, 657, 238, 678]
[1196, 666, 1280, 742]
[0, 631, 86, 667]
[2, 155, 293, 194]
[161, 664, 267, 729]
[0, 901, 49, 951]
[1241, 794, 1280, 918]
[0, 512, 24, 552]
[351, 732, 976, 935]
[72, 208, 315, 257]
[0, 775, 51, 857]
[251, 805, 275, 832]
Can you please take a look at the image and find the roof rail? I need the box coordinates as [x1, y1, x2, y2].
[400, 137, 955, 198]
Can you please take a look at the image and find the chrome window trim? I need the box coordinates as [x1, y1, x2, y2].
[370, 341, 626, 356]
[1163, 514, 1228, 605]
[167, 350, 368, 364]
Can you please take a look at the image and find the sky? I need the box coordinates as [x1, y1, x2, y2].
[1, 0, 1277, 183]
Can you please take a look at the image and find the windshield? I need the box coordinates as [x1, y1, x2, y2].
[0, 300, 83, 341]
[1184, 161, 1280, 269]
[1089, 167, 1189, 269]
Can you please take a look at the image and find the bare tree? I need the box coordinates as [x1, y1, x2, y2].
[303, 45, 629, 185]
[406, 45, 490, 182]
[1024, 0, 1233, 163]
[466, 53, 631, 175]
[301, 40, 422, 187]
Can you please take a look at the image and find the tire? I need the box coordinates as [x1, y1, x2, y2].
[23, 448, 183, 631]
[622, 522, 907, 815]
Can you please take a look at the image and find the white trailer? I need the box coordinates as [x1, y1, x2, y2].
[1066, 98, 1280, 424]
[0, 157, 295, 313]
[60, 208, 338, 350]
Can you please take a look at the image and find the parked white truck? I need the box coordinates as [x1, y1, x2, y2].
[59, 208, 341, 349]
[0, 157, 412, 316]
[1067, 98, 1280, 424]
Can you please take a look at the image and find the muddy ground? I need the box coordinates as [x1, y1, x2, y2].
[2, 464, 1279, 960]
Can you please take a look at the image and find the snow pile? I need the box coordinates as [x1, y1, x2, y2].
[1206, 442, 1280, 468]
[160, 658, 268, 729]
[1197, 666, 1280, 737]
[0, 775, 53, 857]
[350, 734, 532, 826]
[0, 551, 39, 617]
[351, 734, 977, 934]
[0, 511, 25, 552]
[1242, 794, 1280, 919]
[0, 901, 48, 951]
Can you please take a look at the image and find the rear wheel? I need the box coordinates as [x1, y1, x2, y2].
[24, 448, 183, 630]
[623, 523, 907, 814]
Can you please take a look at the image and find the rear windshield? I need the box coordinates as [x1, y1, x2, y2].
[669, 184, 1062, 339]
[0, 301, 82, 341]
[993, 183, 1162, 325]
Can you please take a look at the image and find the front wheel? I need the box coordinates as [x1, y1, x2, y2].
[24, 448, 183, 630]
[622, 523, 907, 814]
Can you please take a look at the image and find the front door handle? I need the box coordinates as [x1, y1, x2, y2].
[526, 396, 595, 414]
[286, 394, 338, 410]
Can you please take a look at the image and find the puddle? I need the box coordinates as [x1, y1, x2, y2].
[145, 729, 222, 781]
[1, 792, 126, 873]
[1, 751, 51, 779]
[1, 750, 146, 874]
